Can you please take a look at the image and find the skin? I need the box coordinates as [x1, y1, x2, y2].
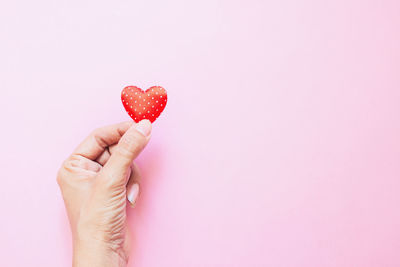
[57, 120, 152, 267]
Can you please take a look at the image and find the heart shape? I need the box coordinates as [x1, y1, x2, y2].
[121, 86, 167, 123]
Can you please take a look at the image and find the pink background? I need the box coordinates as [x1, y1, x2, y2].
[1, 0, 400, 266]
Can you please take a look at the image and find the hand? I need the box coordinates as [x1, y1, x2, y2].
[57, 120, 152, 267]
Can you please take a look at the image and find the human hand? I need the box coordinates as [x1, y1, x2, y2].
[57, 120, 152, 267]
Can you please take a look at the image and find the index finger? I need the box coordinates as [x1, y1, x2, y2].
[72, 121, 134, 160]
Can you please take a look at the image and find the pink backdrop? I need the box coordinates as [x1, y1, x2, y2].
[1, 0, 400, 266]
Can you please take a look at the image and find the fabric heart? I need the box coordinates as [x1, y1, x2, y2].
[121, 86, 167, 123]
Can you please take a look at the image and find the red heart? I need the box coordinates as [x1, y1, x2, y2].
[121, 86, 167, 123]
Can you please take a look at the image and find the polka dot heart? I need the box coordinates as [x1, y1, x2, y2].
[121, 86, 167, 123]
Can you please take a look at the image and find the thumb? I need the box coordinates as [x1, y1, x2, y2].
[100, 119, 152, 187]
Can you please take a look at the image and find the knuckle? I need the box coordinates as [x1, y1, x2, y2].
[90, 129, 108, 148]
[63, 155, 81, 171]
[56, 172, 63, 187]
[69, 154, 83, 162]
[56, 163, 68, 187]
[56, 155, 82, 187]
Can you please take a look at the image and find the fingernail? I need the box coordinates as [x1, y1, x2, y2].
[127, 183, 140, 207]
[135, 119, 152, 137]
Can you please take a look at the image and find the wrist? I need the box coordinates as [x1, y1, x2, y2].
[73, 240, 128, 267]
